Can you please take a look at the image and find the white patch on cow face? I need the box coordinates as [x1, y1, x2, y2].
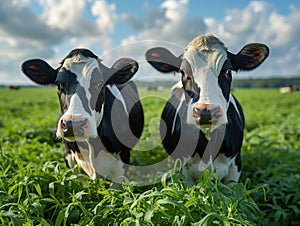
[56, 55, 105, 141]
[183, 48, 228, 130]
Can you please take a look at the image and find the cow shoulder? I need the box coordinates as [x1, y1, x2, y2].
[217, 94, 244, 160]
[162, 82, 186, 133]
[105, 81, 141, 114]
[160, 82, 186, 154]
[171, 81, 184, 98]
[100, 81, 143, 155]
[228, 94, 245, 130]
[115, 81, 144, 137]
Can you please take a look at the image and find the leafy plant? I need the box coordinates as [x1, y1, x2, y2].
[0, 87, 299, 225]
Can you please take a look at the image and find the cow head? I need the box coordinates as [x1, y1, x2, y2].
[146, 34, 269, 130]
[22, 48, 139, 141]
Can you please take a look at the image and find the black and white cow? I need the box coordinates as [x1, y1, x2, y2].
[21, 48, 144, 185]
[146, 34, 269, 184]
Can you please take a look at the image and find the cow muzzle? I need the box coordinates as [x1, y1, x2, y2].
[57, 115, 93, 141]
[187, 103, 225, 129]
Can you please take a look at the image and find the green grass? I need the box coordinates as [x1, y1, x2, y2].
[0, 87, 299, 225]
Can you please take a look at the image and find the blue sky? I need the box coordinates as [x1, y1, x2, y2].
[1, 0, 300, 84]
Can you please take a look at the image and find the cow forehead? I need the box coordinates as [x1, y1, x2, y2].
[61, 55, 101, 85]
[183, 35, 228, 77]
[185, 34, 226, 51]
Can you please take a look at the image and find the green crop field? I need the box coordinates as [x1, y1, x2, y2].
[0, 87, 299, 225]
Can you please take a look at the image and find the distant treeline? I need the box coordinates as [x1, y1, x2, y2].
[134, 80, 177, 89]
[1, 77, 300, 90]
[135, 77, 300, 89]
[232, 77, 300, 88]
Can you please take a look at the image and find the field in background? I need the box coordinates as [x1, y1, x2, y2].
[0, 87, 299, 225]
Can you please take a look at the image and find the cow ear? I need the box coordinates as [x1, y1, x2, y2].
[21, 59, 57, 85]
[106, 58, 139, 84]
[145, 47, 182, 73]
[228, 43, 269, 71]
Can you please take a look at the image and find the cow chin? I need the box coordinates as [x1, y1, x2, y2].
[187, 118, 227, 133]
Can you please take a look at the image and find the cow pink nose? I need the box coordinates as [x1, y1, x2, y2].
[60, 116, 88, 137]
[192, 104, 222, 125]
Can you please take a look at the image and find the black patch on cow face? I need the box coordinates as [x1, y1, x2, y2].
[89, 67, 105, 113]
[77, 83, 92, 116]
[180, 59, 200, 103]
[56, 68, 78, 113]
[56, 68, 78, 95]
[55, 68, 91, 116]
[218, 60, 233, 102]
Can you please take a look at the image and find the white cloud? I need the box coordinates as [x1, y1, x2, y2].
[122, 0, 206, 46]
[121, 0, 300, 78]
[0, 0, 118, 84]
[207, 1, 273, 49]
[0, 1, 62, 46]
[161, 0, 188, 21]
[38, 0, 117, 38]
[1, 0, 300, 84]
[91, 0, 117, 34]
[204, 1, 300, 77]
[40, 0, 86, 31]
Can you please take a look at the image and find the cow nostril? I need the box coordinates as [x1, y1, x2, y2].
[60, 118, 88, 138]
[194, 107, 201, 114]
[212, 107, 222, 118]
[193, 107, 208, 118]
[61, 119, 67, 130]
[61, 119, 72, 133]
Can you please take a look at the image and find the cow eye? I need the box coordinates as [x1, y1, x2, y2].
[221, 69, 232, 80]
[94, 82, 103, 90]
[55, 81, 64, 91]
[226, 69, 232, 77]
